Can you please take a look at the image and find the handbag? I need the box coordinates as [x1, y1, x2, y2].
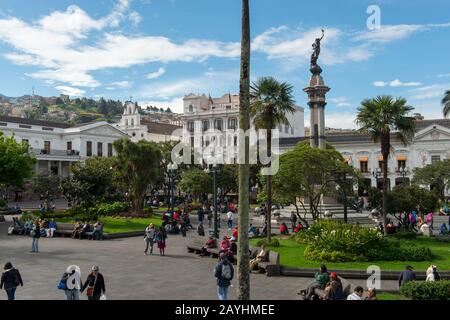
[86, 275, 97, 297]
[57, 279, 67, 290]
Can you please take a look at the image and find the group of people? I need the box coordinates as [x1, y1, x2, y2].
[144, 223, 167, 256]
[1, 262, 107, 301]
[162, 209, 194, 237]
[299, 265, 378, 301]
[71, 220, 103, 240]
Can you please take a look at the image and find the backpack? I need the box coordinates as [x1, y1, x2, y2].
[221, 264, 232, 280]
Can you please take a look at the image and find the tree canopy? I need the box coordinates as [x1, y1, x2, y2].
[412, 160, 450, 201]
[0, 133, 36, 187]
[178, 168, 212, 199]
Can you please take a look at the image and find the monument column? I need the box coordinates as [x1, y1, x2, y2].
[303, 29, 330, 149]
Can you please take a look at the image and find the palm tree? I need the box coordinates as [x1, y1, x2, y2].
[356, 96, 415, 235]
[250, 77, 296, 241]
[237, 0, 251, 301]
[443, 90, 450, 118]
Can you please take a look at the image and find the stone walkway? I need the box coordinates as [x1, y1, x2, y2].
[0, 215, 398, 300]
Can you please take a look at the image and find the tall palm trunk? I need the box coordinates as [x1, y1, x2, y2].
[266, 129, 272, 241]
[381, 134, 390, 236]
[237, 0, 251, 301]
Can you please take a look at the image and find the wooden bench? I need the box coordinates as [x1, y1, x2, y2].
[187, 238, 206, 255]
[250, 247, 281, 277]
[206, 247, 221, 259]
[54, 223, 97, 239]
[299, 276, 355, 300]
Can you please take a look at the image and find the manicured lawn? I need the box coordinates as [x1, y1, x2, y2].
[378, 292, 407, 300]
[56, 215, 162, 234]
[249, 237, 450, 272]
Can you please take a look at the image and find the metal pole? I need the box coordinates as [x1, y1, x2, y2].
[213, 168, 218, 239]
[171, 170, 175, 213]
[167, 172, 171, 212]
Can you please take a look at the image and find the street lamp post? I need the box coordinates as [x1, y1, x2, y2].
[168, 163, 178, 213]
[398, 167, 409, 186]
[205, 163, 219, 239]
[372, 167, 382, 189]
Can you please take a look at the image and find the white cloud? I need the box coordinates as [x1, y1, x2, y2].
[252, 26, 373, 67]
[354, 23, 450, 44]
[146, 67, 166, 79]
[106, 81, 132, 90]
[408, 84, 449, 100]
[129, 11, 142, 26]
[0, 1, 239, 88]
[373, 81, 387, 87]
[55, 86, 86, 97]
[329, 97, 352, 108]
[373, 79, 422, 88]
[137, 70, 238, 101]
[437, 73, 450, 78]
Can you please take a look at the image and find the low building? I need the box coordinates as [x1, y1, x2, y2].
[0, 116, 128, 178]
[280, 118, 450, 196]
[116, 101, 182, 143]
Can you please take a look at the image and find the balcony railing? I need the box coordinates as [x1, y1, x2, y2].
[33, 148, 80, 157]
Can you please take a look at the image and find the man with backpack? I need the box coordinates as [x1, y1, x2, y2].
[214, 253, 234, 300]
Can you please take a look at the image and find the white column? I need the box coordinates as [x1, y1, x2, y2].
[47, 161, 51, 173]
[58, 161, 62, 177]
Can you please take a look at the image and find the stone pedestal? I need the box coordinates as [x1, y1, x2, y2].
[303, 74, 330, 149]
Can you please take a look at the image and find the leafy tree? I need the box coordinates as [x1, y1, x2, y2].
[443, 90, 450, 118]
[412, 160, 450, 201]
[237, 0, 251, 301]
[356, 96, 415, 235]
[216, 165, 238, 196]
[114, 139, 162, 213]
[0, 133, 36, 190]
[250, 76, 296, 240]
[60, 157, 120, 211]
[178, 168, 212, 200]
[270, 141, 345, 221]
[30, 171, 60, 202]
[165, 107, 172, 113]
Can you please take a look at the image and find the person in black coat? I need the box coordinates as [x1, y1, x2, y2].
[80, 266, 106, 300]
[1, 262, 23, 300]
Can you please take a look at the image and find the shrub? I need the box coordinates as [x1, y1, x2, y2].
[71, 213, 99, 222]
[302, 220, 432, 262]
[389, 231, 417, 240]
[90, 202, 130, 216]
[400, 281, 450, 300]
[256, 238, 280, 248]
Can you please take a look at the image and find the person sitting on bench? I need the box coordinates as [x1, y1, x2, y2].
[72, 221, 83, 239]
[249, 244, 269, 272]
[299, 264, 329, 300]
[322, 272, 344, 300]
[200, 235, 217, 256]
[92, 221, 103, 240]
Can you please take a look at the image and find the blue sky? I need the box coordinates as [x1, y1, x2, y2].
[0, 0, 449, 128]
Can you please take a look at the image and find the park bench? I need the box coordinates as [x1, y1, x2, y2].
[187, 237, 206, 255]
[250, 247, 281, 277]
[54, 223, 97, 239]
[298, 276, 355, 300]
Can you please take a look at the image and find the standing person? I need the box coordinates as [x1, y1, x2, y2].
[226, 210, 233, 231]
[399, 266, 416, 288]
[80, 266, 105, 300]
[197, 208, 205, 225]
[156, 226, 166, 256]
[214, 253, 234, 300]
[197, 223, 205, 237]
[1, 262, 23, 300]
[290, 212, 298, 233]
[180, 221, 187, 237]
[60, 266, 81, 300]
[347, 286, 364, 300]
[31, 220, 41, 253]
[144, 223, 156, 255]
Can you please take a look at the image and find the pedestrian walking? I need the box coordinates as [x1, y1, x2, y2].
[290, 212, 298, 233]
[156, 226, 166, 256]
[426, 265, 441, 282]
[399, 265, 416, 288]
[31, 220, 41, 253]
[214, 253, 234, 300]
[226, 210, 233, 231]
[80, 266, 105, 300]
[1, 262, 23, 300]
[144, 223, 156, 255]
[59, 266, 81, 300]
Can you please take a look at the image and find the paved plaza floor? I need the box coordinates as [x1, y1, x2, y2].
[0, 215, 397, 300]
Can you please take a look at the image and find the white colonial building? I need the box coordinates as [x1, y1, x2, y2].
[116, 101, 182, 143]
[280, 118, 450, 196]
[181, 93, 305, 152]
[0, 116, 128, 178]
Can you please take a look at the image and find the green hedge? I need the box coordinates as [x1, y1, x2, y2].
[256, 238, 280, 248]
[299, 220, 432, 262]
[400, 281, 450, 300]
[389, 231, 418, 241]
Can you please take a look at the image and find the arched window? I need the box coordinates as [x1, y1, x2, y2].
[214, 119, 223, 131]
[189, 105, 194, 113]
[125, 119, 128, 126]
[131, 119, 134, 127]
